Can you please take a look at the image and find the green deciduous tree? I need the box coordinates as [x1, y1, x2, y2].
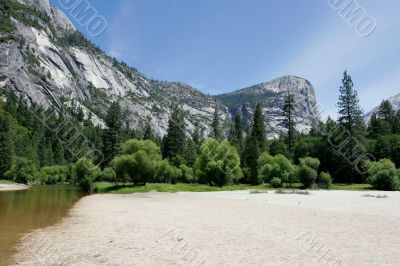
[195, 139, 242, 186]
[298, 157, 320, 188]
[5, 157, 37, 184]
[73, 158, 100, 192]
[367, 159, 399, 191]
[257, 153, 296, 187]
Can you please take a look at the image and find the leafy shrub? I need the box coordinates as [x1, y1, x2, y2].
[73, 158, 100, 192]
[194, 139, 242, 187]
[112, 139, 162, 185]
[270, 177, 282, 188]
[155, 160, 182, 184]
[5, 157, 37, 184]
[298, 166, 317, 189]
[37, 165, 69, 185]
[179, 164, 195, 183]
[100, 167, 116, 183]
[317, 172, 332, 189]
[367, 159, 399, 191]
[258, 153, 296, 186]
[298, 157, 320, 188]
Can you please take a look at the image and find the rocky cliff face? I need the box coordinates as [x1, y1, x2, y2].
[217, 76, 321, 138]
[0, 0, 320, 139]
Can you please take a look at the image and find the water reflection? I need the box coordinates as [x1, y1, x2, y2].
[0, 185, 85, 265]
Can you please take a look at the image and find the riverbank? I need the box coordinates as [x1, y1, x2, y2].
[13, 190, 400, 265]
[0, 181, 29, 191]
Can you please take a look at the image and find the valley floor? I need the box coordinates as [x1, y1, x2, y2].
[13, 190, 400, 265]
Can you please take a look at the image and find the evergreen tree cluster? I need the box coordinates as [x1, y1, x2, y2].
[1, 71, 400, 191]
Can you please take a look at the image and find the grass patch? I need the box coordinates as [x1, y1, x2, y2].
[93, 182, 375, 194]
[275, 189, 310, 195]
[250, 190, 268, 194]
[362, 194, 388, 199]
[94, 182, 271, 194]
[0, 179, 18, 185]
[330, 184, 373, 191]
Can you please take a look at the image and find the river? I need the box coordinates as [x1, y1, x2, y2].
[0, 185, 85, 265]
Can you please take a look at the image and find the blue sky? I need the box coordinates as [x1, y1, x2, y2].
[50, 0, 400, 119]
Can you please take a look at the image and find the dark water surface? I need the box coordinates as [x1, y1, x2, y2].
[0, 185, 85, 265]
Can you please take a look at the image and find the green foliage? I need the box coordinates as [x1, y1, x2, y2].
[121, 139, 161, 160]
[36, 165, 70, 185]
[298, 157, 320, 188]
[100, 167, 116, 183]
[367, 159, 399, 191]
[317, 172, 332, 189]
[0, 112, 13, 179]
[102, 101, 123, 166]
[179, 164, 195, 183]
[112, 139, 161, 185]
[162, 105, 186, 159]
[337, 71, 364, 134]
[243, 103, 266, 183]
[210, 107, 222, 140]
[283, 93, 296, 151]
[269, 140, 289, 157]
[73, 158, 100, 192]
[270, 177, 282, 188]
[5, 157, 37, 184]
[195, 139, 242, 187]
[228, 113, 244, 157]
[154, 160, 182, 184]
[258, 153, 296, 186]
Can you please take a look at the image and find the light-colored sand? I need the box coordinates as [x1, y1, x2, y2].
[0, 184, 29, 191]
[14, 190, 400, 265]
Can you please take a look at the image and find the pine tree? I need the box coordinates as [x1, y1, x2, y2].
[162, 105, 186, 159]
[243, 103, 267, 184]
[368, 113, 380, 138]
[143, 118, 154, 141]
[283, 93, 296, 151]
[0, 113, 13, 179]
[250, 103, 266, 150]
[210, 106, 222, 140]
[228, 113, 244, 157]
[102, 101, 122, 166]
[337, 71, 364, 135]
[336, 71, 364, 183]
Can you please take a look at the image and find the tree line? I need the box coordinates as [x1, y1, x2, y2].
[1, 71, 400, 191]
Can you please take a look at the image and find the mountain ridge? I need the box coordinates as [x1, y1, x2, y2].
[0, 0, 321, 138]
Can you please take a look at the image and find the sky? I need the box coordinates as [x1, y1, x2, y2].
[50, 0, 400, 119]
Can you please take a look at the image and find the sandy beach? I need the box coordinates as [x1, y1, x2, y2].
[13, 190, 400, 265]
[0, 184, 29, 192]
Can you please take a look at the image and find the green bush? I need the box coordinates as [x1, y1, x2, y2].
[73, 158, 100, 192]
[111, 139, 162, 185]
[317, 172, 332, 189]
[5, 157, 37, 184]
[258, 153, 296, 186]
[270, 177, 282, 188]
[298, 157, 320, 188]
[194, 139, 242, 187]
[37, 165, 69, 185]
[179, 164, 195, 183]
[100, 167, 116, 183]
[367, 159, 399, 191]
[155, 160, 182, 184]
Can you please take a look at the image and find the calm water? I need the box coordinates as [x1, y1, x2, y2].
[0, 185, 85, 265]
